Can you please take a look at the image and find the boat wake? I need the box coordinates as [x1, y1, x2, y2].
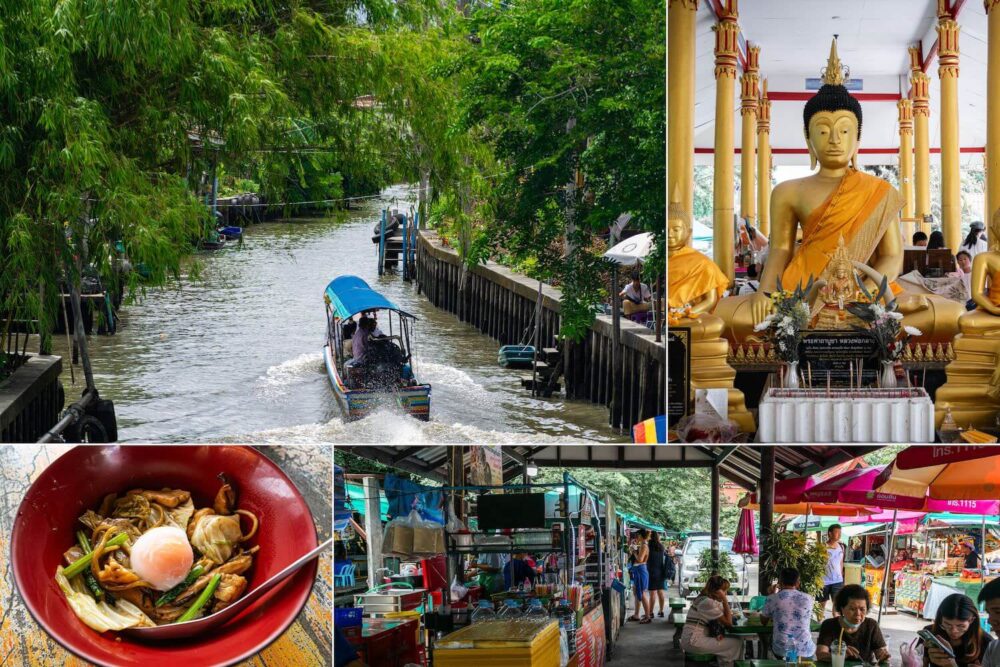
[231, 408, 580, 444]
[257, 351, 324, 392]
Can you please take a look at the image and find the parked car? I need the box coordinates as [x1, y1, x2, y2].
[679, 534, 744, 595]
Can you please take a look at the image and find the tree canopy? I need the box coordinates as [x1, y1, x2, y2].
[1, 0, 664, 352]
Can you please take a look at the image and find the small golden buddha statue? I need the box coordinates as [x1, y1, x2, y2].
[809, 236, 865, 330]
[667, 198, 755, 433]
[936, 211, 1000, 426]
[667, 201, 730, 339]
[713, 37, 963, 345]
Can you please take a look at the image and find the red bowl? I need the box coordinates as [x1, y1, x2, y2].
[11, 445, 320, 667]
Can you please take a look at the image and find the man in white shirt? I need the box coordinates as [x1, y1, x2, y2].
[620, 271, 652, 316]
[819, 524, 846, 617]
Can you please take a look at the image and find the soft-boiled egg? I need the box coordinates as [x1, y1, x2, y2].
[130, 526, 194, 591]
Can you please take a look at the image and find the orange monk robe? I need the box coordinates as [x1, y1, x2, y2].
[668, 246, 730, 309]
[781, 169, 902, 292]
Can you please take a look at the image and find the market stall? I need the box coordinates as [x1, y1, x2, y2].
[334, 465, 654, 667]
[893, 515, 1000, 619]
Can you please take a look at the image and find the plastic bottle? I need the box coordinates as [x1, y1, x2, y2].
[784, 633, 798, 667]
[471, 599, 496, 624]
[525, 598, 548, 619]
[554, 599, 576, 655]
[498, 599, 523, 620]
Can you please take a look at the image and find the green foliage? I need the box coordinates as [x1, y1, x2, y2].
[697, 546, 737, 583]
[0, 0, 468, 333]
[759, 530, 828, 598]
[534, 466, 742, 538]
[455, 0, 665, 340]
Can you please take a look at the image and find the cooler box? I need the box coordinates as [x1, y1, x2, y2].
[434, 618, 560, 667]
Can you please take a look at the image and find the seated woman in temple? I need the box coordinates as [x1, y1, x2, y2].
[928, 230, 947, 250]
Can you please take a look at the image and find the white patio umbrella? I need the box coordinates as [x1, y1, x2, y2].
[604, 232, 653, 267]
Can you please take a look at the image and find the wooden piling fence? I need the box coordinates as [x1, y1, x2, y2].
[416, 230, 665, 432]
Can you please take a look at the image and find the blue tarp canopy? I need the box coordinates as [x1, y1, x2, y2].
[324, 275, 414, 320]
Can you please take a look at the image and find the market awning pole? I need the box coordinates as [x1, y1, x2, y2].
[363, 476, 384, 589]
[758, 449, 775, 595]
[983, 514, 988, 577]
[877, 508, 898, 624]
[711, 463, 721, 570]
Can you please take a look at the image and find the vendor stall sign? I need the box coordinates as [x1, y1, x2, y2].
[797, 330, 879, 386]
[667, 328, 691, 426]
[575, 604, 607, 667]
[468, 445, 502, 489]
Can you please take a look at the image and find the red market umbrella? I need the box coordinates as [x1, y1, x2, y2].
[733, 508, 758, 555]
[875, 448, 1000, 501]
[894, 445, 1000, 470]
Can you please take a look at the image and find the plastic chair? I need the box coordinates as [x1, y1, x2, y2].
[749, 595, 767, 611]
[334, 562, 357, 588]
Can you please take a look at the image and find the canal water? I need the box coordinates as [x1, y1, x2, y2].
[53, 185, 627, 443]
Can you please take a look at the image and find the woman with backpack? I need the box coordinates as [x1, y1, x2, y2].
[647, 532, 669, 618]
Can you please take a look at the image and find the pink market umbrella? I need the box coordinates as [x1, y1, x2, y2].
[732, 508, 757, 598]
[733, 508, 758, 555]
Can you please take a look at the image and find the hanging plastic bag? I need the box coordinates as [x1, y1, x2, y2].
[559, 627, 569, 667]
[450, 575, 469, 603]
[900, 637, 924, 667]
[445, 498, 466, 533]
[382, 509, 420, 558]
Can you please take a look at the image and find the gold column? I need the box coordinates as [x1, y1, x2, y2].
[668, 0, 698, 215]
[757, 78, 772, 236]
[910, 46, 932, 235]
[713, 0, 740, 282]
[740, 45, 760, 225]
[988, 0, 1000, 225]
[938, 2, 962, 250]
[898, 98, 915, 240]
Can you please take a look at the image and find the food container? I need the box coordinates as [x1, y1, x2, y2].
[355, 588, 427, 614]
[452, 532, 473, 548]
[435, 618, 560, 667]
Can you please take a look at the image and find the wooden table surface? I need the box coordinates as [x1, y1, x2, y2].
[0, 444, 332, 666]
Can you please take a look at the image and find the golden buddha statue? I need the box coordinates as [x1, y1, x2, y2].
[667, 198, 755, 433]
[935, 211, 1000, 427]
[713, 38, 963, 345]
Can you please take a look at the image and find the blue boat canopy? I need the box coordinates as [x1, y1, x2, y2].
[325, 275, 415, 320]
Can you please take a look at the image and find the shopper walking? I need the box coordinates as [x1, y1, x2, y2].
[819, 524, 846, 617]
[647, 532, 668, 618]
[630, 528, 652, 623]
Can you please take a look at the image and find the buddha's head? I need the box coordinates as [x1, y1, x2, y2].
[804, 38, 862, 171]
[667, 201, 691, 253]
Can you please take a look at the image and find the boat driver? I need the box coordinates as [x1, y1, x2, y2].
[350, 316, 377, 365]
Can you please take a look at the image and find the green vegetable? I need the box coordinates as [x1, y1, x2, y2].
[64, 532, 128, 579]
[75, 530, 104, 601]
[156, 565, 205, 607]
[177, 574, 221, 623]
